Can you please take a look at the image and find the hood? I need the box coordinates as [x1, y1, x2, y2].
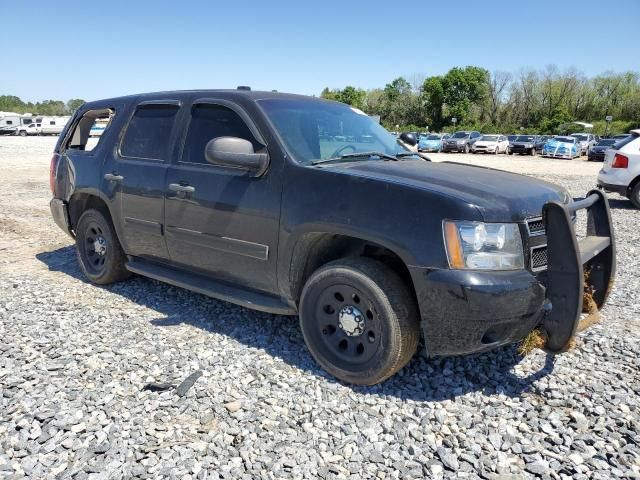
[591, 145, 610, 152]
[320, 160, 569, 222]
[512, 141, 534, 146]
[474, 140, 498, 146]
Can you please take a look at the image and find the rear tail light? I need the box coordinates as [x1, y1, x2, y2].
[49, 154, 59, 195]
[612, 153, 629, 169]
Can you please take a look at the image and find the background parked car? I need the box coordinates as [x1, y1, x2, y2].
[612, 133, 631, 140]
[597, 130, 640, 208]
[509, 135, 538, 155]
[418, 134, 443, 152]
[588, 138, 618, 162]
[442, 131, 481, 153]
[15, 123, 42, 136]
[542, 136, 581, 159]
[570, 133, 597, 156]
[535, 135, 551, 154]
[471, 134, 509, 154]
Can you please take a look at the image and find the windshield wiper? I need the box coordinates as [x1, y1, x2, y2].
[397, 152, 432, 162]
[312, 151, 398, 165]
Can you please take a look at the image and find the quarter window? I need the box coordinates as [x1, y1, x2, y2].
[66, 108, 114, 153]
[181, 104, 260, 164]
[121, 104, 179, 160]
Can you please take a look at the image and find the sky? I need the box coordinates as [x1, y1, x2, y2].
[3, 0, 639, 103]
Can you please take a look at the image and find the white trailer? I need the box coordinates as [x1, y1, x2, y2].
[0, 112, 21, 134]
[39, 116, 71, 136]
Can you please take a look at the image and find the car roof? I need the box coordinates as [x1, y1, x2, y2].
[81, 89, 334, 109]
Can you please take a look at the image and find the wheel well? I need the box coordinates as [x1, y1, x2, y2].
[68, 193, 111, 231]
[290, 233, 417, 306]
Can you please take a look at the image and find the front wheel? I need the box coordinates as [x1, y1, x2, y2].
[76, 208, 131, 285]
[299, 258, 420, 385]
[464, 144, 469, 154]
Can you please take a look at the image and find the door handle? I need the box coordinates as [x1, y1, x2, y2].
[104, 173, 124, 182]
[169, 183, 195, 193]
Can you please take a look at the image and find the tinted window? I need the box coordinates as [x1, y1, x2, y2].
[181, 104, 260, 164]
[121, 104, 179, 160]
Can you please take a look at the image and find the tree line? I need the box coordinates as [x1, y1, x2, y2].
[0, 96, 85, 116]
[321, 66, 640, 135]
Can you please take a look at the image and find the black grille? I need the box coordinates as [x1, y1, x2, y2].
[526, 217, 545, 236]
[531, 245, 548, 271]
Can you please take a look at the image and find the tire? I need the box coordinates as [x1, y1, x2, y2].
[464, 144, 469, 154]
[630, 183, 640, 209]
[19, 130, 27, 137]
[299, 257, 420, 385]
[75, 208, 130, 285]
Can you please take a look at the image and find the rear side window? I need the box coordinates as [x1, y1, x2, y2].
[121, 104, 179, 160]
[66, 108, 114, 153]
[181, 104, 260, 165]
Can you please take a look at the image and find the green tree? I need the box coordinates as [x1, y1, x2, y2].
[66, 99, 86, 114]
[441, 66, 489, 126]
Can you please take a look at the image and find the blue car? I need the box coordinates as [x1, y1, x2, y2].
[542, 136, 580, 159]
[418, 134, 443, 153]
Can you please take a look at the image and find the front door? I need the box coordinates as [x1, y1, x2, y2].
[103, 100, 183, 260]
[164, 99, 282, 293]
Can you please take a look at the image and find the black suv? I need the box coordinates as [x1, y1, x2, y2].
[442, 131, 481, 153]
[49, 89, 616, 385]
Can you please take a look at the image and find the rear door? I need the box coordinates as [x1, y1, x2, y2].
[163, 98, 282, 293]
[102, 99, 183, 261]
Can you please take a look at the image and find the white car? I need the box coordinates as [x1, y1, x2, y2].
[471, 134, 510, 154]
[15, 123, 42, 136]
[597, 130, 640, 208]
[570, 133, 597, 156]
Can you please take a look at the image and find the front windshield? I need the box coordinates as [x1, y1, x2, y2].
[596, 139, 616, 146]
[480, 135, 499, 141]
[258, 99, 409, 165]
[451, 132, 468, 139]
[515, 135, 535, 142]
[425, 135, 440, 140]
[556, 137, 574, 143]
[571, 134, 588, 141]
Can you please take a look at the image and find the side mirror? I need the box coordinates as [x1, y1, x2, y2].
[399, 132, 417, 146]
[204, 137, 268, 176]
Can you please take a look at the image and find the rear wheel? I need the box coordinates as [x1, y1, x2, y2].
[299, 258, 420, 385]
[630, 183, 640, 209]
[19, 130, 27, 137]
[76, 208, 130, 285]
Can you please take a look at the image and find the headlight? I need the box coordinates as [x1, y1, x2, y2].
[443, 221, 524, 270]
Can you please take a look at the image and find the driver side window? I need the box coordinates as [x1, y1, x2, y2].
[181, 104, 260, 165]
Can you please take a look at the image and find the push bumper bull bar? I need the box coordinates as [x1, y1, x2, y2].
[542, 189, 616, 352]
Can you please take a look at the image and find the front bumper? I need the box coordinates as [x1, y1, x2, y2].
[588, 151, 606, 162]
[410, 268, 546, 355]
[50, 198, 74, 238]
[411, 190, 615, 356]
[442, 144, 465, 152]
[511, 145, 534, 154]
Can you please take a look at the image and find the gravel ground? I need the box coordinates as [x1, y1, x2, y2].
[0, 136, 638, 479]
